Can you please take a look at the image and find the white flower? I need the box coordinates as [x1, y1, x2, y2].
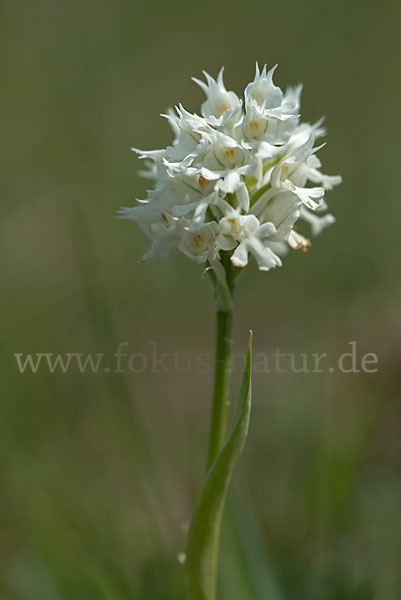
[216, 211, 282, 271]
[120, 63, 341, 287]
[245, 64, 283, 110]
[179, 221, 219, 263]
[192, 67, 242, 126]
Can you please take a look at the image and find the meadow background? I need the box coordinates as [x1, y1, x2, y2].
[1, 0, 401, 598]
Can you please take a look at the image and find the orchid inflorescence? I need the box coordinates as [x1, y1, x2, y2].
[120, 64, 341, 279]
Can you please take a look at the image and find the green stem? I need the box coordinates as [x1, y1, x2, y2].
[185, 318, 253, 600]
[206, 309, 233, 469]
[185, 257, 236, 600]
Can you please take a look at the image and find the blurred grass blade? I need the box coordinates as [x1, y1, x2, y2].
[79, 557, 128, 600]
[185, 332, 253, 600]
[220, 495, 283, 600]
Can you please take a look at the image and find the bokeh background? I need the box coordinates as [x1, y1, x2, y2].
[1, 0, 401, 598]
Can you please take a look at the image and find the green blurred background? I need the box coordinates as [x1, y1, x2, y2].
[1, 0, 401, 598]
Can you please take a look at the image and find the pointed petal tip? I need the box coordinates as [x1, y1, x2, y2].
[192, 76, 208, 93]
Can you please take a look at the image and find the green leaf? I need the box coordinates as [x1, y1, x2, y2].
[185, 332, 253, 600]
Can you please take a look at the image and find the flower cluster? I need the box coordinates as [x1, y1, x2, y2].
[120, 64, 341, 276]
